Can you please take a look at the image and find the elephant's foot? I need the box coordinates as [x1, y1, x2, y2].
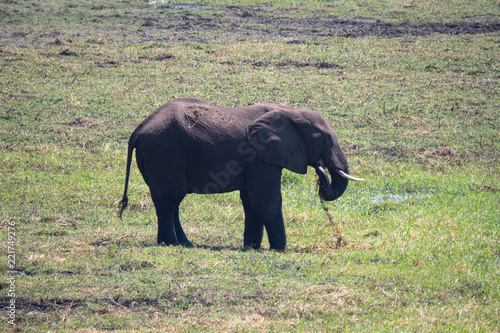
[269, 243, 286, 251]
[265, 219, 287, 251]
[157, 238, 180, 246]
[243, 227, 264, 250]
[157, 229, 180, 246]
[157, 239, 194, 247]
[180, 239, 194, 248]
[244, 241, 262, 250]
[174, 224, 194, 248]
[157, 224, 181, 247]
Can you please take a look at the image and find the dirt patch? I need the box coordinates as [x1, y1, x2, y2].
[144, 7, 500, 42]
[265, 16, 500, 38]
[58, 49, 78, 57]
[0, 292, 225, 314]
[48, 38, 67, 46]
[4, 5, 499, 45]
[426, 147, 458, 157]
[138, 52, 175, 61]
[243, 59, 344, 69]
[65, 117, 95, 127]
[0, 297, 84, 313]
[94, 60, 119, 68]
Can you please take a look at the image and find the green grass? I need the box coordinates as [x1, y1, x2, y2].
[1, 0, 499, 331]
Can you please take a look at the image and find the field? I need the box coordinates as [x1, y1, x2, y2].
[1, 0, 499, 331]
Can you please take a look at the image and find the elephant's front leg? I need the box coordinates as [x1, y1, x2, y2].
[263, 208, 286, 251]
[151, 192, 183, 246]
[246, 164, 287, 250]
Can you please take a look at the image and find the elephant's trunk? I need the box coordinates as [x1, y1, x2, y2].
[315, 165, 350, 201]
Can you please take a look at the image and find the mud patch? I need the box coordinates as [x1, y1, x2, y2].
[139, 52, 175, 61]
[143, 7, 500, 42]
[48, 38, 67, 46]
[149, 1, 207, 10]
[65, 117, 95, 127]
[0, 297, 83, 313]
[5, 5, 499, 45]
[280, 17, 500, 38]
[1, 293, 219, 314]
[425, 147, 458, 157]
[61, 117, 114, 131]
[244, 59, 344, 69]
[58, 49, 78, 57]
[187, 104, 209, 117]
[94, 60, 119, 68]
[35, 230, 68, 236]
[11, 31, 27, 38]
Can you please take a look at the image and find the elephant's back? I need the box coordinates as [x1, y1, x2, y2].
[177, 99, 264, 133]
[133, 98, 279, 152]
[137, 99, 260, 132]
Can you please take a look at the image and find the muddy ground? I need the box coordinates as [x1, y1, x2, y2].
[2, 5, 499, 45]
[152, 7, 500, 41]
[120, 7, 500, 44]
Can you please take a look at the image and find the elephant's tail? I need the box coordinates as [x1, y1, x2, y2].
[118, 133, 136, 219]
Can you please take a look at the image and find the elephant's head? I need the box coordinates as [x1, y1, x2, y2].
[248, 108, 363, 201]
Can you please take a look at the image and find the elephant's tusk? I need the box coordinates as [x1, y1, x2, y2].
[335, 169, 365, 182]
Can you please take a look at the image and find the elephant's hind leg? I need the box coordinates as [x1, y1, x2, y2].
[240, 190, 264, 249]
[151, 192, 184, 246]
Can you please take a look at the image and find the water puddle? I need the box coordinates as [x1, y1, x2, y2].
[369, 193, 432, 205]
[148, 1, 207, 9]
[171, 5, 207, 9]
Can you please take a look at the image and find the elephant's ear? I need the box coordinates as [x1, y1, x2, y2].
[248, 110, 308, 174]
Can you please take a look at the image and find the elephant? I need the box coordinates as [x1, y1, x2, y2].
[119, 98, 363, 250]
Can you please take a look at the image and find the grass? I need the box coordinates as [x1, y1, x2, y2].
[1, 0, 499, 331]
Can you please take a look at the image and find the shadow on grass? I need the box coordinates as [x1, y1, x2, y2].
[90, 237, 246, 251]
[91, 237, 350, 253]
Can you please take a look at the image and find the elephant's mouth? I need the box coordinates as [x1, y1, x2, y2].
[315, 159, 364, 201]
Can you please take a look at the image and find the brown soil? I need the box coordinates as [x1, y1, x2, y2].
[147, 7, 499, 43]
[3, 6, 498, 45]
